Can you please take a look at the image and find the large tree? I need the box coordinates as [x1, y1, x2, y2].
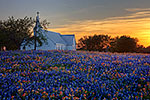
[114, 35, 138, 52]
[0, 16, 49, 50]
[77, 34, 111, 51]
[145, 46, 150, 53]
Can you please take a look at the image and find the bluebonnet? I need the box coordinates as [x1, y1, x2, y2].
[0, 50, 150, 99]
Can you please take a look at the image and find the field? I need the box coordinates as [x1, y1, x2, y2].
[0, 50, 150, 100]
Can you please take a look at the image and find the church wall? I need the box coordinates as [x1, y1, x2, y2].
[56, 43, 66, 50]
[66, 46, 76, 50]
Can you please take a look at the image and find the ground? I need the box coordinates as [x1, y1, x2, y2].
[0, 50, 150, 100]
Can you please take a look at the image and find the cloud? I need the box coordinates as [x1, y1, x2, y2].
[50, 8, 150, 47]
[126, 8, 150, 12]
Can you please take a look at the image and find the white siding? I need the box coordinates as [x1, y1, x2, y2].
[56, 43, 66, 50]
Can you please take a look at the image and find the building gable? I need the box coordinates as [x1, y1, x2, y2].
[61, 35, 75, 46]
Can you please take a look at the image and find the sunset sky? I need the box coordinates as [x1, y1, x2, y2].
[0, 0, 150, 47]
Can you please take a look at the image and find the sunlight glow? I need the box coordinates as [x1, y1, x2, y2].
[49, 9, 150, 47]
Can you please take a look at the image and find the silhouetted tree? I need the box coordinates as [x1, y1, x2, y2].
[144, 46, 150, 53]
[114, 35, 138, 52]
[77, 34, 111, 51]
[0, 16, 49, 50]
[136, 45, 145, 53]
[109, 36, 119, 52]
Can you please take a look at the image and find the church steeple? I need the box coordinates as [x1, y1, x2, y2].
[37, 12, 39, 18]
[36, 12, 40, 25]
[34, 12, 42, 32]
[34, 12, 42, 50]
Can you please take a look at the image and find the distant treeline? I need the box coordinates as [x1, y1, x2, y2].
[77, 34, 150, 53]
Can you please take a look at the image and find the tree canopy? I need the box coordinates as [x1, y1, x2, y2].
[77, 34, 111, 51]
[112, 35, 138, 52]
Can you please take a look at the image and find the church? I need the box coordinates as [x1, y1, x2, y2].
[21, 12, 76, 50]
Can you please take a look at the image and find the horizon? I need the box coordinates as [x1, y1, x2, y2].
[0, 0, 150, 47]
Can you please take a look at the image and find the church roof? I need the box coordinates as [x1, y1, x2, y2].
[43, 30, 67, 45]
[61, 35, 75, 46]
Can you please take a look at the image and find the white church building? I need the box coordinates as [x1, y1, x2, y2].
[21, 12, 76, 50]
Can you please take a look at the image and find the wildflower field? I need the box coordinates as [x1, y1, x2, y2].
[0, 50, 150, 100]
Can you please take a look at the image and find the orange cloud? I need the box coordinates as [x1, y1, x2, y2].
[126, 8, 150, 12]
[50, 8, 150, 47]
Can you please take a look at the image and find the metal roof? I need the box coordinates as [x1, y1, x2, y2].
[43, 30, 67, 45]
[61, 35, 75, 46]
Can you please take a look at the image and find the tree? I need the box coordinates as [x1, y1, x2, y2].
[77, 34, 111, 51]
[144, 46, 150, 53]
[114, 35, 138, 52]
[0, 16, 49, 50]
[109, 36, 118, 52]
[136, 44, 145, 53]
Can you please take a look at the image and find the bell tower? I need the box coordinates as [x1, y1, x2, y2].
[34, 12, 41, 50]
